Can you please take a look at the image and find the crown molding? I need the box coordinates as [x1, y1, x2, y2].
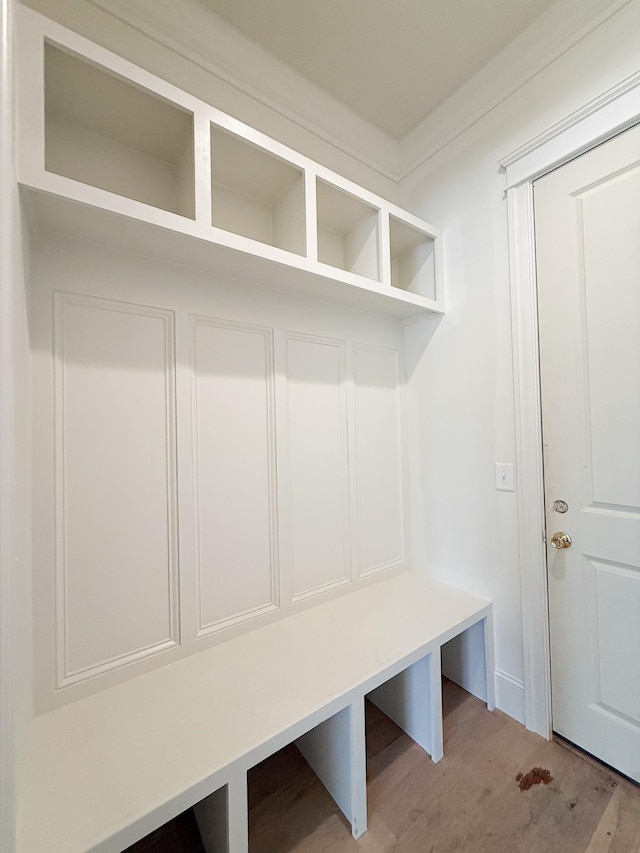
[398, 0, 633, 182]
[84, 0, 400, 181]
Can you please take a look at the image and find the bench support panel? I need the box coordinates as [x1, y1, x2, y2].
[367, 651, 443, 762]
[194, 772, 248, 853]
[295, 703, 367, 838]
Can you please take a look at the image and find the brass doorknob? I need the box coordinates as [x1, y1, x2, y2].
[551, 531, 572, 550]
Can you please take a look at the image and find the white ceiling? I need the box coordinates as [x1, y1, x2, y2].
[195, 0, 559, 139]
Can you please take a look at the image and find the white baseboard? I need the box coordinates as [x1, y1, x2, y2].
[494, 669, 526, 724]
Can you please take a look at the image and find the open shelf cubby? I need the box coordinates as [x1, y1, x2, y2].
[28, 14, 445, 320]
[389, 214, 436, 299]
[316, 179, 381, 281]
[211, 125, 306, 255]
[44, 42, 195, 219]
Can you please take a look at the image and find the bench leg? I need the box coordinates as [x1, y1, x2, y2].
[194, 771, 248, 853]
[368, 651, 444, 763]
[295, 702, 367, 839]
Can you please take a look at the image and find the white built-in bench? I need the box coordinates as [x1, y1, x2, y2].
[17, 573, 494, 853]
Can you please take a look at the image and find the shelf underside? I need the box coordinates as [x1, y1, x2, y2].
[20, 184, 444, 321]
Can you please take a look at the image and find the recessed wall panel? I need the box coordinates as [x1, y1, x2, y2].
[55, 294, 178, 686]
[353, 345, 404, 574]
[192, 318, 277, 632]
[286, 334, 350, 600]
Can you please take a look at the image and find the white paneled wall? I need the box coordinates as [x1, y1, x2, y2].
[30, 232, 407, 711]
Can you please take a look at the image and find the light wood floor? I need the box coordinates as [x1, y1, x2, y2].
[128, 679, 640, 853]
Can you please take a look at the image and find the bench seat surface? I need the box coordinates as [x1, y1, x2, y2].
[17, 572, 491, 853]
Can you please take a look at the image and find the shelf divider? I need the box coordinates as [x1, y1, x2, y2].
[304, 168, 318, 262]
[194, 111, 213, 226]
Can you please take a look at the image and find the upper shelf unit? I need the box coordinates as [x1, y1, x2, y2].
[16, 7, 444, 320]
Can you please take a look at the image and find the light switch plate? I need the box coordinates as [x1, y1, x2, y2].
[495, 462, 515, 492]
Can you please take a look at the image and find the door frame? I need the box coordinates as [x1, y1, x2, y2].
[501, 70, 640, 739]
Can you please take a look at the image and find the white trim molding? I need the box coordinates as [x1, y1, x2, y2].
[502, 70, 640, 739]
[495, 669, 526, 726]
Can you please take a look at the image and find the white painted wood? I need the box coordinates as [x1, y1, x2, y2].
[295, 702, 367, 838]
[303, 169, 318, 262]
[349, 701, 367, 839]
[441, 621, 487, 705]
[13, 4, 44, 185]
[389, 215, 436, 299]
[16, 6, 445, 320]
[273, 174, 306, 256]
[0, 3, 29, 851]
[21, 182, 443, 319]
[212, 183, 280, 250]
[317, 224, 346, 270]
[53, 293, 179, 687]
[227, 773, 249, 853]
[505, 181, 553, 738]
[368, 654, 440, 758]
[536, 125, 640, 782]
[378, 208, 392, 287]
[285, 333, 351, 601]
[484, 610, 496, 712]
[193, 785, 229, 853]
[580, 172, 640, 508]
[44, 44, 195, 218]
[46, 114, 185, 215]
[211, 125, 305, 254]
[190, 317, 278, 634]
[343, 211, 380, 282]
[194, 112, 213, 226]
[352, 344, 404, 576]
[501, 68, 640, 189]
[16, 572, 492, 853]
[316, 179, 381, 281]
[193, 772, 248, 853]
[494, 670, 525, 725]
[428, 648, 444, 762]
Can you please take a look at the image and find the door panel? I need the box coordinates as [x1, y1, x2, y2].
[535, 123, 640, 782]
[581, 170, 640, 508]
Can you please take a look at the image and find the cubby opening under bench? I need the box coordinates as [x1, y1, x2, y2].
[18, 572, 493, 853]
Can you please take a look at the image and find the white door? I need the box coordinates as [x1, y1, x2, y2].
[535, 123, 640, 782]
